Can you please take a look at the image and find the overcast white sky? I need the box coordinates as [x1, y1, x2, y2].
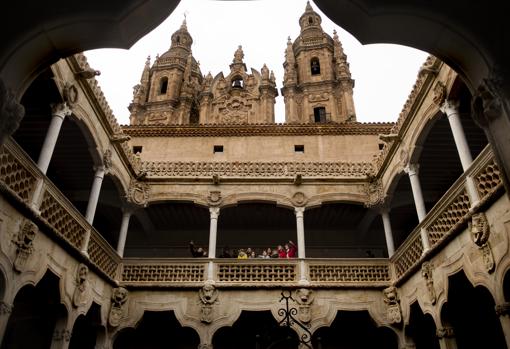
[85, 0, 429, 125]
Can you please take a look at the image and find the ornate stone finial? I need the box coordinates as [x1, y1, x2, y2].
[72, 263, 89, 308]
[12, 220, 38, 272]
[421, 262, 436, 305]
[233, 45, 244, 64]
[294, 288, 314, 323]
[145, 55, 151, 67]
[199, 284, 218, 324]
[333, 29, 339, 40]
[270, 70, 276, 83]
[383, 286, 402, 324]
[126, 180, 150, 207]
[305, 0, 313, 12]
[261, 64, 270, 80]
[287, 36, 292, 44]
[109, 287, 128, 327]
[469, 212, 495, 273]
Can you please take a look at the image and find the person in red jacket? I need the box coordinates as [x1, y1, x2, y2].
[285, 240, 297, 258]
[277, 245, 286, 258]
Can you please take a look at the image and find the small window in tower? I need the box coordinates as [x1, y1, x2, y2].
[133, 146, 143, 154]
[213, 145, 224, 153]
[295, 145, 305, 153]
[176, 35, 180, 44]
[311, 58, 321, 75]
[159, 77, 168, 95]
[308, 16, 313, 24]
[314, 107, 327, 123]
[231, 77, 244, 89]
[379, 143, 385, 150]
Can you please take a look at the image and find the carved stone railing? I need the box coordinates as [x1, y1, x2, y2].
[392, 145, 503, 281]
[121, 259, 207, 286]
[216, 259, 297, 285]
[307, 259, 391, 287]
[142, 161, 374, 179]
[0, 138, 121, 283]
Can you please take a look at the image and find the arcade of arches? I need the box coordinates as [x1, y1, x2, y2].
[1, 1, 510, 349]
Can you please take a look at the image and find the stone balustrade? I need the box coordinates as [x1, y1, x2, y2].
[0, 138, 503, 288]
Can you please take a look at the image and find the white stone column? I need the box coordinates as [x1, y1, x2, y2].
[85, 166, 105, 224]
[116, 209, 133, 257]
[440, 100, 473, 171]
[295, 207, 306, 258]
[436, 327, 458, 349]
[380, 209, 396, 257]
[208, 207, 220, 259]
[404, 163, 430, 252]
[496, 303, 510, 349]
[37, 103, 72, 174]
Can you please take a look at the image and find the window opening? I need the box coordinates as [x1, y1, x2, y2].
[159, 77, 168, 95]
[295, 145, 305, 153]
[214, 145, 224, 153]
[314, 107, 327, 123]
[133, 146, 143, 154]
[232, 77, 244, 89]
[311, 58, 321, 75]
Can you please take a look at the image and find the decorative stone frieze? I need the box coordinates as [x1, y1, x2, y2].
[469, 212, 495, 273]
[432, 81, 447, 106]
[108, 287, 128, 327]
[72, 263, 89, 308]
[383, 286, 402, 325]
[199, 284, 219, 324]
[294, 288, 314, 323]
[421, 262, 436, 305]
[141, 160, 373, 179]
[126, 180, 150, 207]
[12, 220, 38, 272]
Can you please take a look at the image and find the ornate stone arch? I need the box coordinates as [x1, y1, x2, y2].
[220, 192, 294, 210]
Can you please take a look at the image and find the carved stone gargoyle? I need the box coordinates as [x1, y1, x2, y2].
[294, 288, 314, 323]
[72, 263, 89, 308]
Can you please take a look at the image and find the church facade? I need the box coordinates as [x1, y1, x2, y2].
[0, 2, 509, 349]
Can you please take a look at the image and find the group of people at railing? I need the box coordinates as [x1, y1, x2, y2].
[189, 240, 298, 259]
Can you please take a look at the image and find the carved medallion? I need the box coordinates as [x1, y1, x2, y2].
[421, 262, 436, 305]
[207, 191, 222, 207]
[63, 83, 79, 105]
[469, 213, 495, 273]
[72, 264, 89, 308]
[12, 220, 37, 272]
[291, 192, 307, 207]
[127, 180, 150, 207]
[383, 286, 402, 325]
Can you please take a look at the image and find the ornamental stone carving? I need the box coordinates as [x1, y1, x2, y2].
[53, 329, 72, 342]
[472, 78, 503, 128]
[126, 180, 150, 207]
[0, 301, 13, 315]
[495, 302, 510, 316]
[421, 262, 436, 305]
[294, 288, 314, 323]
[0, 78, 25, 144]
[199, 284, 218, 324]
[207, 191, 222, 207]
[436, 327, 455, 339]
[383, 286, 402, 325]
[103, 149, 113, 173]
[291, 192, 307, 207]
[72, 263, 89, 308]
[469, 213, 495, 273]
[12, 220, 37, 272]
[364, 179, 385, 208]
[109, 287, 128, 327]
[432, 81, 447, 106]
[63, 82, 79, 105]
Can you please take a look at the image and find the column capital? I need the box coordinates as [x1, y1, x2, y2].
[93, 165, 106, 177]
[439, 99, 460, 117]
[0, 301, 13, 315]
[436, 326, 455, 339]
[294, 206, 305, 217]
[50, 102, 72, 119]
[209, 206, 220, 219]
[495, 302, 510, 316]
[404, 163, 420, 176]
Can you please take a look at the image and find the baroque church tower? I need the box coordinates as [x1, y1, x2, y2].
[281, 2, 356, 123]
[129, 19, 203, 125]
